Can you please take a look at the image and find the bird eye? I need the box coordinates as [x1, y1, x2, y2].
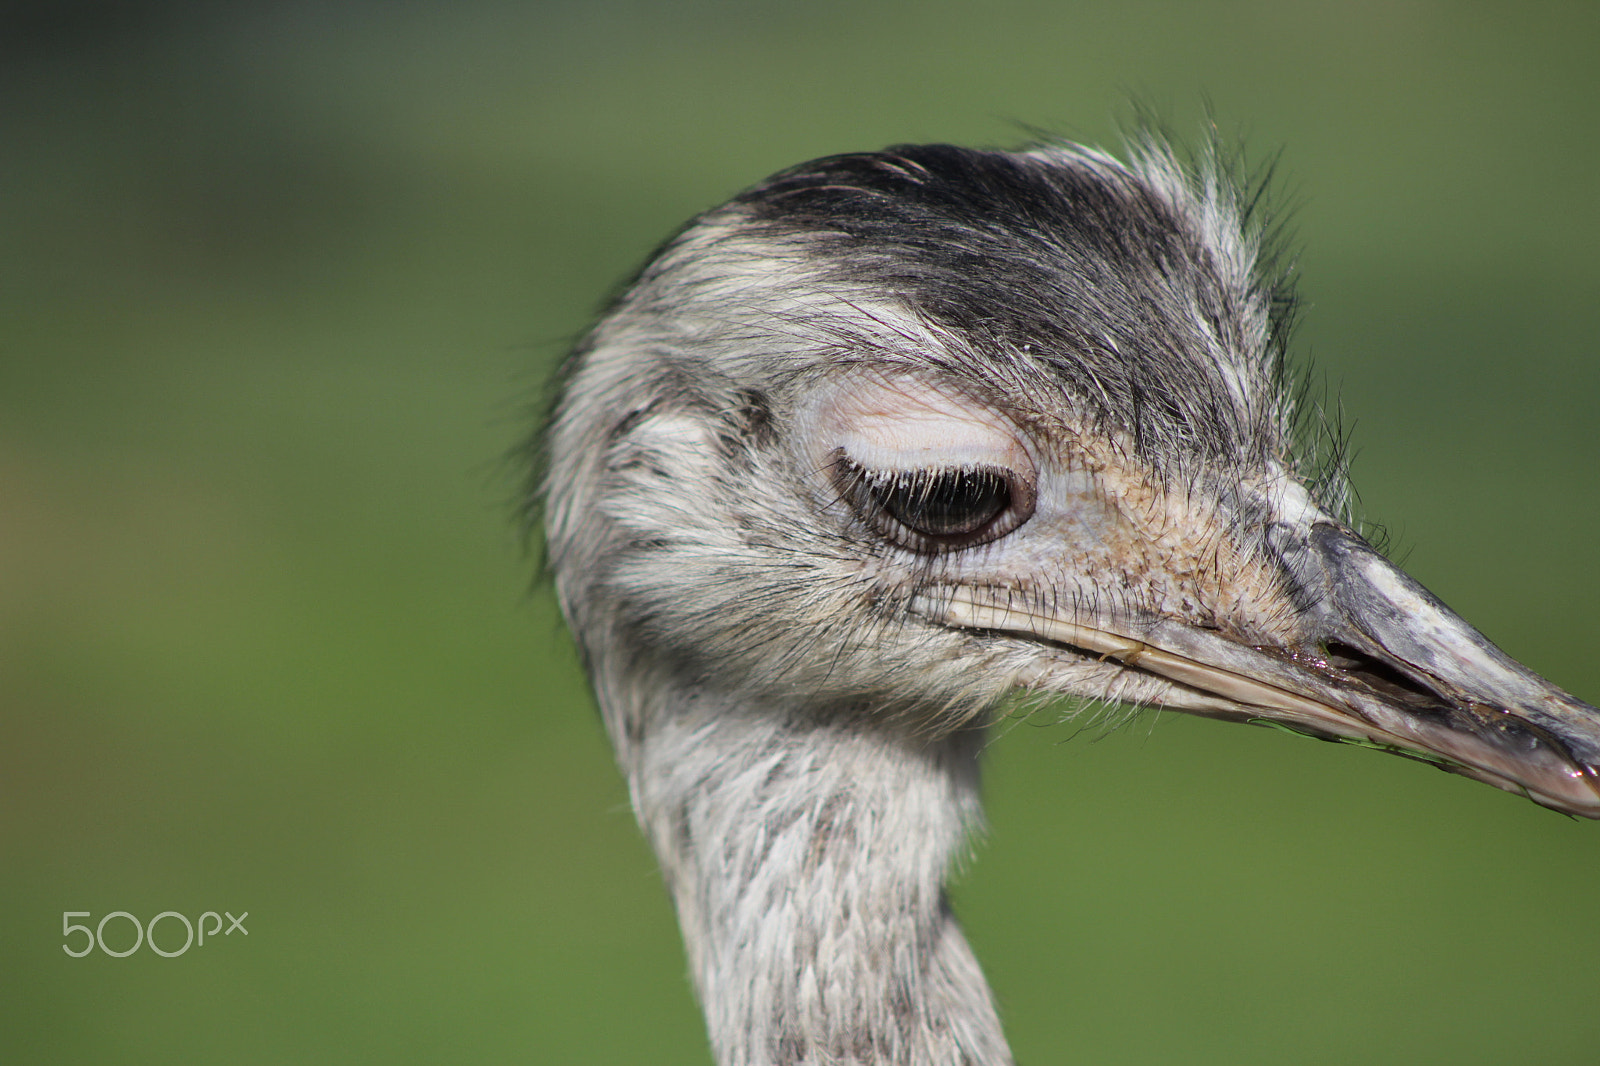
[877, 468, 1009, 536]
[832, 452, 1034, 552]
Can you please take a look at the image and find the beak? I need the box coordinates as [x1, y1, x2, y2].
[925, 522, 1600, 817]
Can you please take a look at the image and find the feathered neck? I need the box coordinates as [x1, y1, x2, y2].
[605, 671, 1012, 1066]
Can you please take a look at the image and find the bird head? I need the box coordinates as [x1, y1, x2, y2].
[544, 140, 1600, 816]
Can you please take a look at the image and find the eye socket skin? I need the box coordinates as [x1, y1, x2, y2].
[798, 371, 1040, 552]
[831, 451, 1036, 552]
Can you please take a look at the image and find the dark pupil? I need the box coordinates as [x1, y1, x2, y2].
[872, 468, 1011, 537]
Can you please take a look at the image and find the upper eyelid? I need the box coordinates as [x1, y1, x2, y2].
[801, 374, 1037, 477]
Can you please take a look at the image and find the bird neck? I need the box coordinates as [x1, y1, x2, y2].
[612, 681, 1013, 1066]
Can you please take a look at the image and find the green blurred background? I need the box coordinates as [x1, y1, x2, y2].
[4, 1, 1598, 1062]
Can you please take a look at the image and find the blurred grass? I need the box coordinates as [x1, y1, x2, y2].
[2, 1, 1597, 1063]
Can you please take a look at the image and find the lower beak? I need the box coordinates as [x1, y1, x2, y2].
[926, 523, 1600, 817]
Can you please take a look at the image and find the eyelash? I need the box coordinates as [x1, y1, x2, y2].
[830, 451, 1036, 553]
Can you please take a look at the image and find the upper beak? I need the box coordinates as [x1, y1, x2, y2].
[926, 522, 1600, 817]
